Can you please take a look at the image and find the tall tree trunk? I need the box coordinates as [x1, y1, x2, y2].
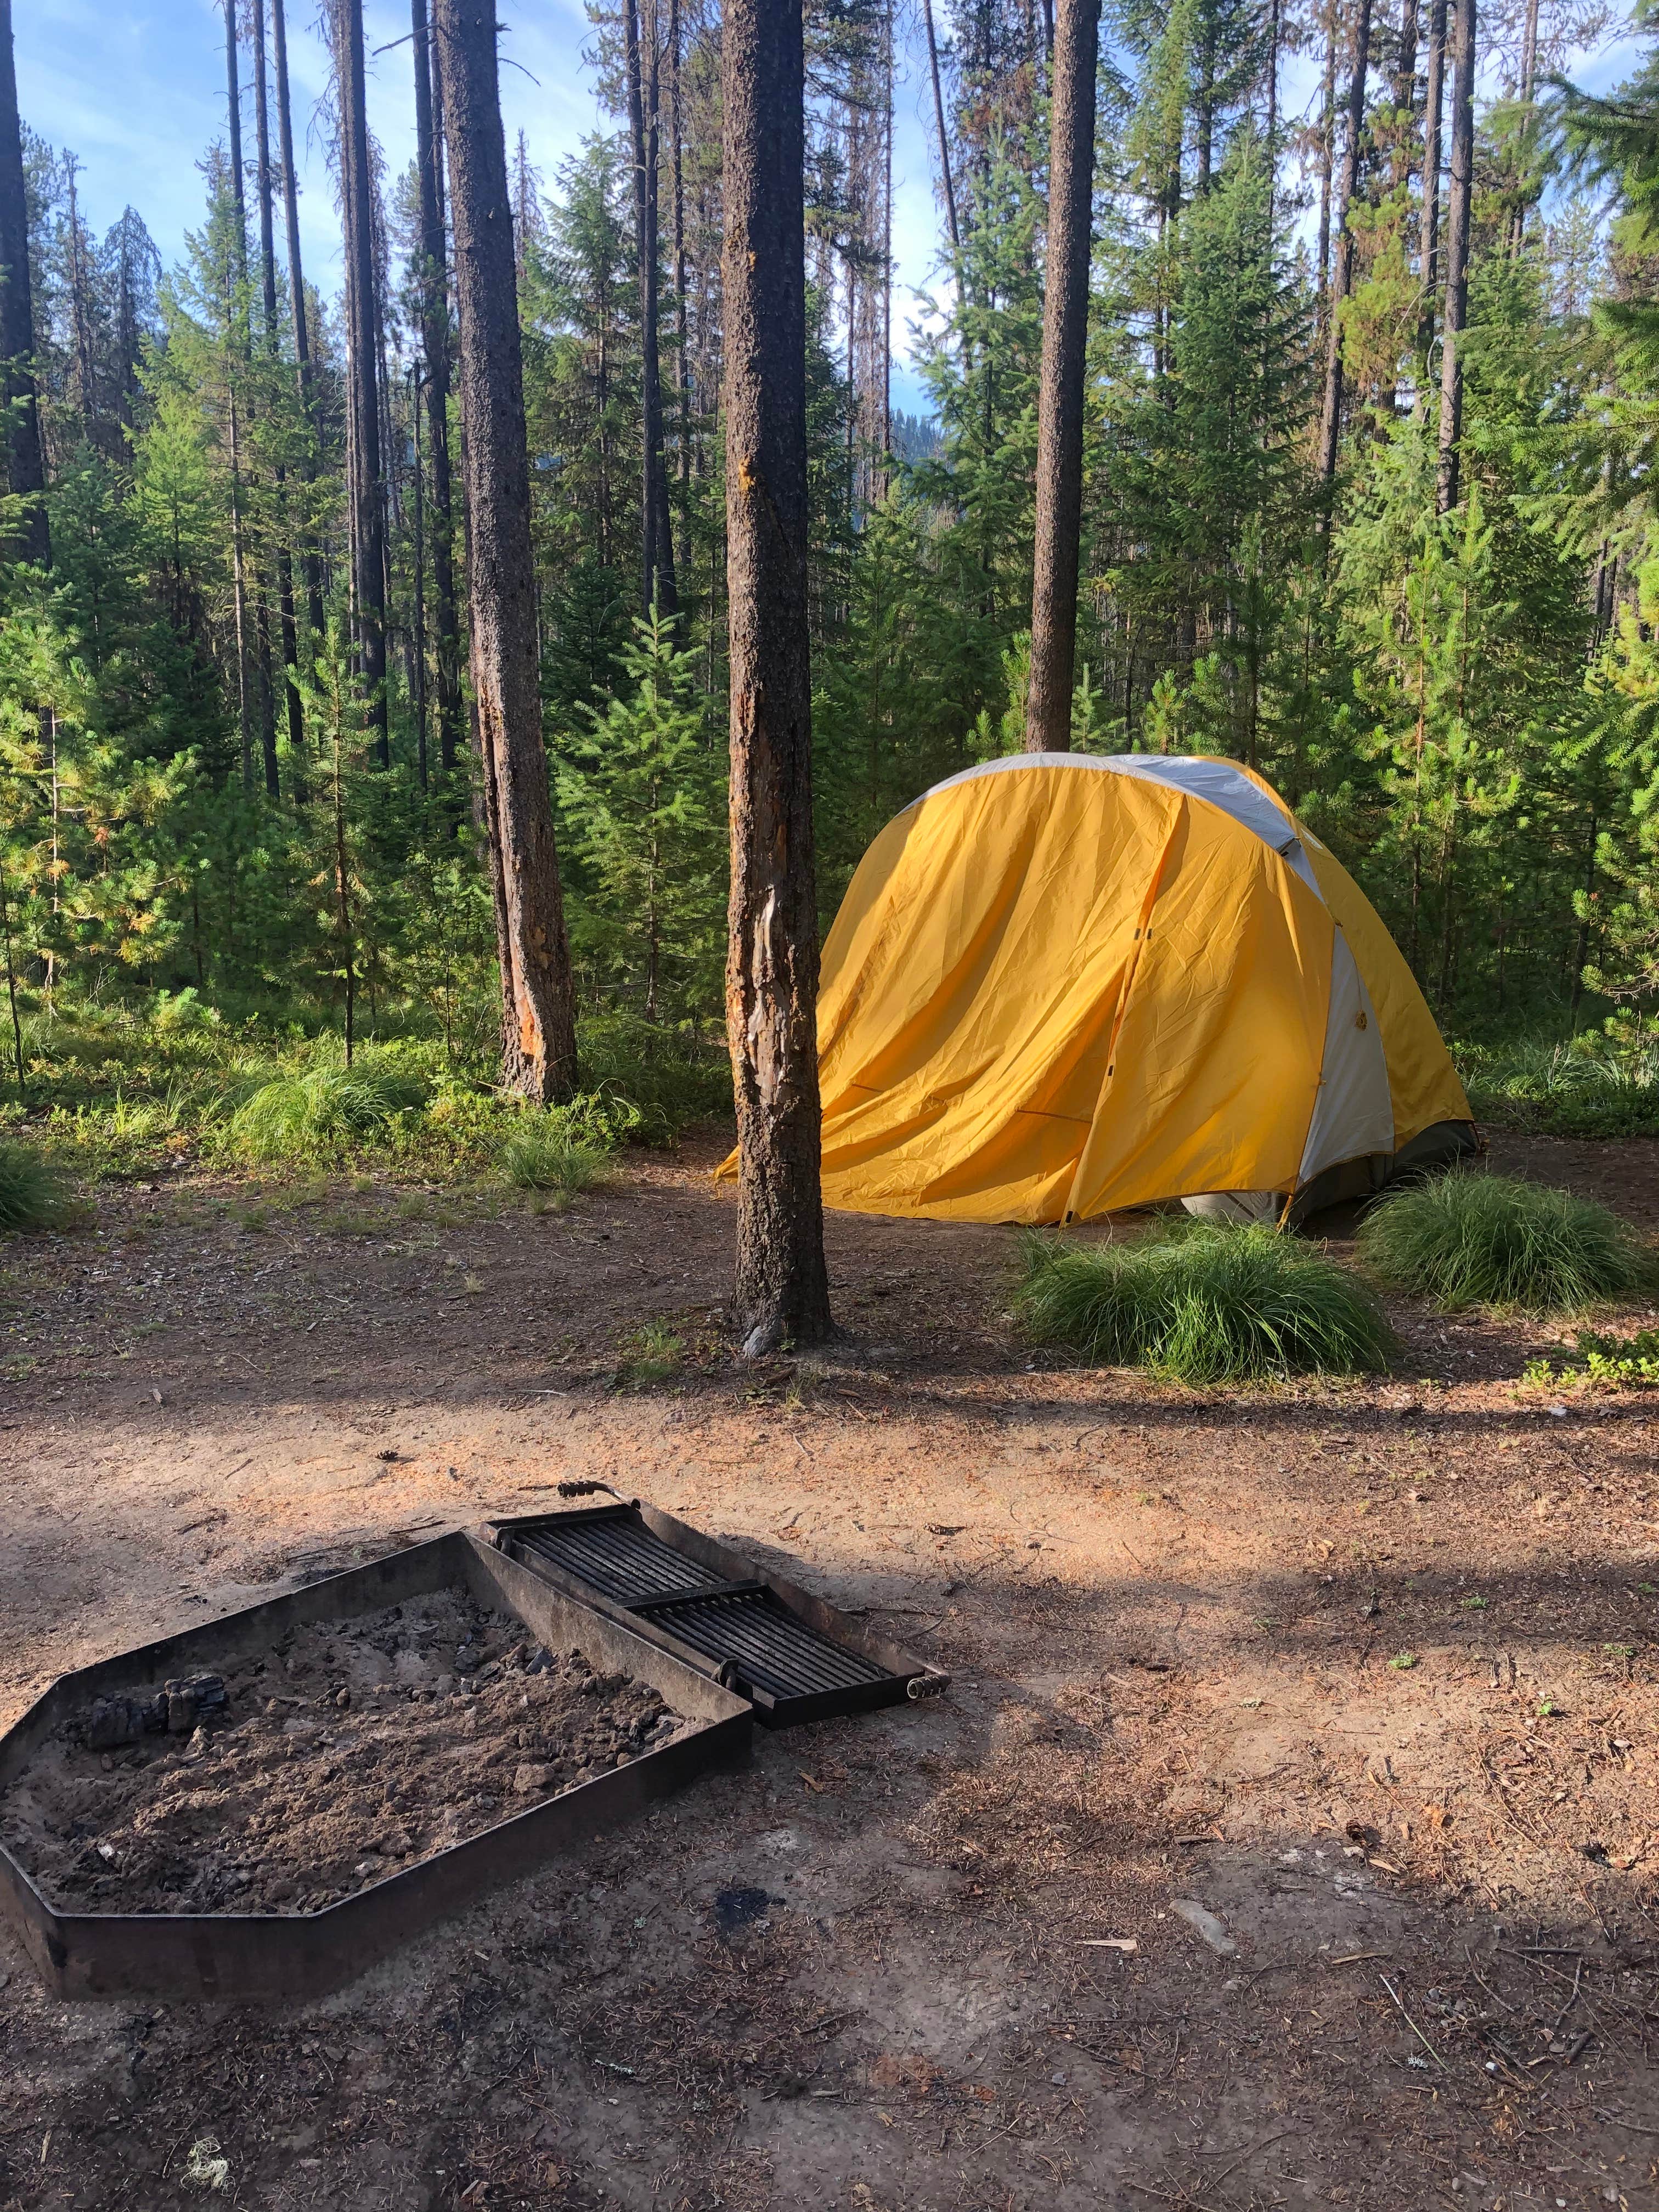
[435, 0, 579, 1104]
[272, 0, 326, 647]
[922, 0, 961, 254]
[413, 0, 462, 778]
[224, 0, 256, 780]
[334, 0, 390, 763]
[1317, 0, 1373, 492]
[624, 0, 677, 616]
[669, 0, 692, 520]
[1415, 0, 1446, 400]
[723, 0, 833, 1354]
[252, 0, 302, 774]
[1508, 0, 1539, 255]
[1436, 0, 1475, 512]
[1392, 0, 1419, 189]
[0, 0, 48, 563]
[410, 363, 428, 791]
[1315, 0, 1338, 345]
[1196, 20, 1215, 194]
[224, 0, 248, 279]
[1024, 0, 1101, 753]
[63, 159, 95, 426]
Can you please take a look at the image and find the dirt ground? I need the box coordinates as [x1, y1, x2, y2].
[1, 1127, 1657, 2212]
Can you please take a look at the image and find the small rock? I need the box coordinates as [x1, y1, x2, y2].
[1171, 1899, 1237, 1956]
[512, 1763, 554, 1796]
[335, 1689, 351, 1712]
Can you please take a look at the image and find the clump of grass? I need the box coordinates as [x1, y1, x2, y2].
[227, 1056, 430, 1163]
[499, 1116, 614, 1198]
[1358, 1171, 1649, 1317]
[0, 1141, 75, 1234]
[1012, 1219, 1395, 1384]
[616, 1320, 683, 1387]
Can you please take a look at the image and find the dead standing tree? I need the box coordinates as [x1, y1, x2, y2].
[1317, 0, 1374, 499]
[332, 0, 390, 767]
[624, 0, 678, 617]
[0, 0, 48, 565]
[723, 0, 833, 1353]
[434, 0, 579, 1104]
[412, 0, 462, 777]
[1024, 0, 1101, 753]
[1436, 0, 1475, 511]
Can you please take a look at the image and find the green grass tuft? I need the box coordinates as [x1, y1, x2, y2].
[227, 1056, 431, 1163]
[498, 1116, 614, 1197]
[1357, 1171, 1649, 1317]
[1012, 1219, 1395, 1384]
[0, 1141, 74, 1234]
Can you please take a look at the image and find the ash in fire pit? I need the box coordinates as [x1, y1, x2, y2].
[1, 1588, 689, 1916]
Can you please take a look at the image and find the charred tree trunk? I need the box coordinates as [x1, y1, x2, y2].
[1436, 0, 1474, 512]
[435, 0, 579, 1103]
[723, 0, 833, 1353]
[1317, 0, 1372, 493]
[669, 0, 691, 520]
[0, 0, 47, 564]
[272, 0, 326, 648]
[1024, 0, 1101, 754]
[624, 0, 677, 617]
[334, 0, 390, 763]
[252, 0, 302, 774]
[1416, 0, 1446, 399]
[413, 0, 462, 778]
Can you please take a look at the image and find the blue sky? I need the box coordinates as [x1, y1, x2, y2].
[11, 2, 1646, 422]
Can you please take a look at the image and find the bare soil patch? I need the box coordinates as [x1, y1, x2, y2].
[0, 1125, 1657, 2210]
[2, 1593, 680, 1916]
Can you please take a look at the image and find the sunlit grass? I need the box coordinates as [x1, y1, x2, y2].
[1013, 1219, 1395, 1384]
[1358, 1171, 1650, 1317]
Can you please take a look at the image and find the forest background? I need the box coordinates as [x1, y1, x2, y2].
[5, 0, 1659, 1183]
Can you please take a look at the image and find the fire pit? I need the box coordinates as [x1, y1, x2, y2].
[0, 1530, 750, 2002]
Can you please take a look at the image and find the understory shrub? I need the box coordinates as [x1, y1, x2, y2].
[1459, 1033, 1659, 1138]
[1013, 1220, 1395, 1383]
[0, 1141, 74, 1233]
[1358, 1171, 1649, 1315]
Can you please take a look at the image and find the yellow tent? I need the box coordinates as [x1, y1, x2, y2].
[734, 753, 1474, 1225]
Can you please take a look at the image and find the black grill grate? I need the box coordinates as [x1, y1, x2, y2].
[510, 1514, 718, 1606]
[633, 1588, 890, 1705]
[493, 1505, 930, 1725]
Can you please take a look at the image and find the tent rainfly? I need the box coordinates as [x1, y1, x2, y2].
[739, 753, 1475, 1226]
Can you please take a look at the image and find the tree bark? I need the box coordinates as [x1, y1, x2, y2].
[624, 0, 677, 617]
[1315, 0, 1338, 344]
[333, 0, 390, 763]
[1436, 0, 1474, 512]
[922, 0, 961, 255]
[435, 0, 579, 1104]
[252, 0, 302, 775]
[1317, 0, 1372, 491]
[1024, 0, 1101, 754]
[723, 0, 832, 1354]
[1392, 0, 1419, 189]
[0, 0, 45, 563]
[272, 0, 326, 646]
[1415, 0, 1446, 399]
[413, 0, 462, 778]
